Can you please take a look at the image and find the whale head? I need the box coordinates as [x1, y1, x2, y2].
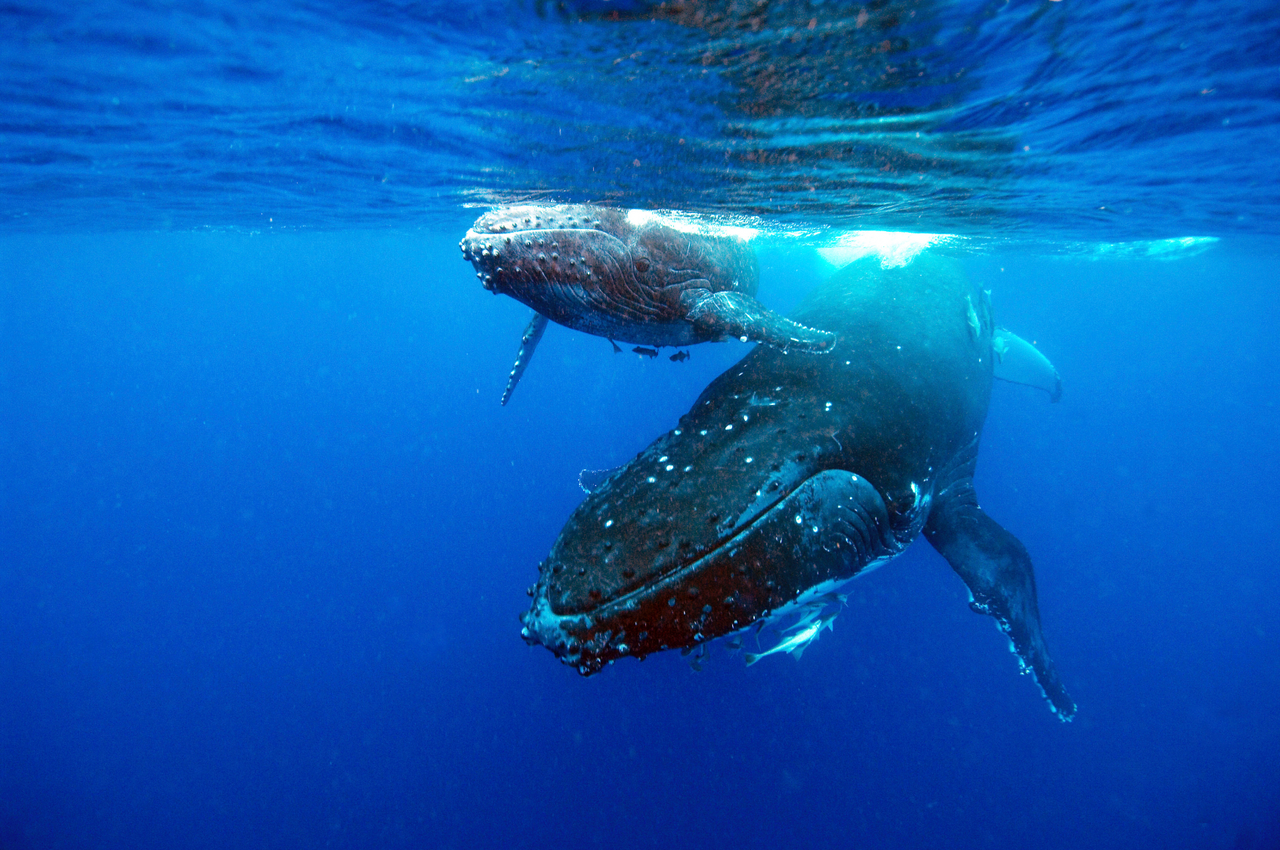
[459, 204, 758, 342]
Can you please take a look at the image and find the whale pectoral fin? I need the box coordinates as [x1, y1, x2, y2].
[924, 486, 1076, 721]
[992, 329, 1062, 402]
[684, 290, 837, 352]
[500, 313, 549, 406]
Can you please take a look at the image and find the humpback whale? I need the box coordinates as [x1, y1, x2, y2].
[520, 252, 1075, 720]
[460, 204, 835, 404]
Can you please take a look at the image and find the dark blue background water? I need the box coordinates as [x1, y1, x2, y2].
[2, 1, 1279, 848]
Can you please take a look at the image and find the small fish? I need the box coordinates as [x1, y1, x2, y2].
[743, 612, 837, 666]
[965, 293, 981, 340]
[609, 339, 622, 354]
[789, 593, 849, 629]
[632, 346, 659, 358]
[669, 350, 690, 362]
[991, 332, 1009, 363]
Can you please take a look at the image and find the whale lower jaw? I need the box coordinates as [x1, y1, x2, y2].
[520, 469, 916, 675]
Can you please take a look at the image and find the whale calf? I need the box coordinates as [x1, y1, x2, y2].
[460, 204, 835, 404]
[520, 252, 1075, 720]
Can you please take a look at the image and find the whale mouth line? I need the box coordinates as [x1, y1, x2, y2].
[549, 468, 829, 619]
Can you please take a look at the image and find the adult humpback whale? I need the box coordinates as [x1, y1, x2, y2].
[520, 252, 1075, 720]
[460, 204, 835, 404]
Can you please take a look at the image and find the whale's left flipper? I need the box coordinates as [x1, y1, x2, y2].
[501, 313, 549, 406]
[924, 468, 1076, 721]
[684, 290, 837, 353]
[993, 329, 1062, 402]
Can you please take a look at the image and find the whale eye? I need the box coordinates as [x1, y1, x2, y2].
[634, 257, 650, 273]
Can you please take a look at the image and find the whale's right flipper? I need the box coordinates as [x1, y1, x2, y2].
[684, 290, 837, 353]
[924, 471, 1076, 721]
[501, 312, 549, 406]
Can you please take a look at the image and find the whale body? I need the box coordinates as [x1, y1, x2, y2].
[460, 204, 835, 404]
[519, 252, 1076, 720]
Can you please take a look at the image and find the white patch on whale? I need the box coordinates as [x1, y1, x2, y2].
[624, 208, 760, 242]
[817, 230, 951, 270]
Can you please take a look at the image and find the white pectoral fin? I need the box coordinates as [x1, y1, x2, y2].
[500, 313, 549, 406]
[992, 328, 1062, 403]
[686, 290, 837, 352]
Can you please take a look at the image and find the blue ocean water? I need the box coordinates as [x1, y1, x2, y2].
[2, 2, 1278, 849]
